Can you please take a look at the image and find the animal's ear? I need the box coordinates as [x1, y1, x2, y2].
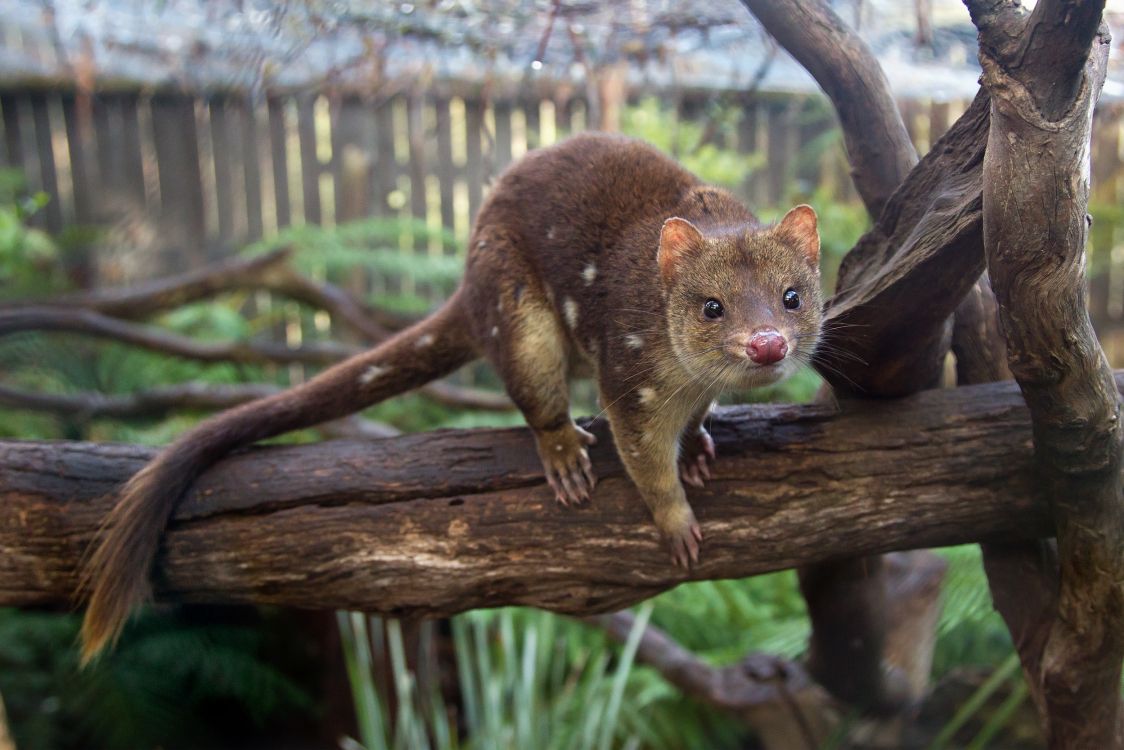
[774, 204, 820, 268]
[658, 217, 704, 281]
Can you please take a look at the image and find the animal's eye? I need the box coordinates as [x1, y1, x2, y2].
[782, 288, 801, 310]
[703, 298, 724, 319]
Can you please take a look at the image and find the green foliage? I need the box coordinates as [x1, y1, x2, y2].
[245, 217, 464, 309]
[622, 97, 763, 188]
[931, 546, 1014, 678]
[338, 606, 661, 750]
[0, 169, 63, 298]
[0, 607, 313, 750]
[1088, 199, 1123, 277]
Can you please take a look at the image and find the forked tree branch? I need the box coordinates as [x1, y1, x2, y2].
[740, 0, 917, 218]
[967, 0, 1122, 744]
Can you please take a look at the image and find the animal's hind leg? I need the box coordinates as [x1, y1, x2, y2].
[465, 237, 596, 506]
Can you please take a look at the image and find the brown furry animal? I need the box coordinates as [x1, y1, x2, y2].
[80, 132, 823, 661]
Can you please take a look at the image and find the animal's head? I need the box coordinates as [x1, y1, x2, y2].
[658, 204, 823, 390]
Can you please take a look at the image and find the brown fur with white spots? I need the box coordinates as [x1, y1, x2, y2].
[80, 133, 822, 661]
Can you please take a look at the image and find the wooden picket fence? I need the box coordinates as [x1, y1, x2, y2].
[2, 86, 1124, 354]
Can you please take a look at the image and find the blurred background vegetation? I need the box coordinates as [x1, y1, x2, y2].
[0, 87, 1081, 748]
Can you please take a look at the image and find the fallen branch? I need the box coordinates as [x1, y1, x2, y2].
[1, 375, 1076, 613]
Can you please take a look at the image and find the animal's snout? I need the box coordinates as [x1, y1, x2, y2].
[747, 328, 788, 365]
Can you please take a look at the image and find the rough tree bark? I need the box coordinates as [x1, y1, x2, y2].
[967, 0, 1124, 745]
[2, 375, 1080, 614]
[742, 0, 963, 714]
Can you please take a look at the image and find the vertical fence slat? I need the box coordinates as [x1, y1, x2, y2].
[150, 94, 206, 268]
[332, 96, 371, 223]
[28, 93, 62, 232]
[1, 94, 24, 173]
[899, 98, 923, 154]
[62, 95, 94, 224]
[930, 100, 951, 144]
[739, 100, 768, 207]
[267, 97, 292, 230]
[555, 97, 574, 138]
[372, 98, 397, 218]
[297, 96, 322, 225]
[523, 97, 541, 153]
[407, 94, 429, 249]
[493, 100, 513, 172]
[239, 98, 264, 240]
[118, 94, 146, 208]
[92, 96, 122, 201]
[210, 97, 236, 241]
[766, 98, 797, 205]
[796, 99, 831, 196]
[434, 96, 456, 242]
[465, 99, 484, 225]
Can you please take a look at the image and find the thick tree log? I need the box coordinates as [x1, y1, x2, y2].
[3, 374, 1091, 614]
[968, 1, 1124, 746]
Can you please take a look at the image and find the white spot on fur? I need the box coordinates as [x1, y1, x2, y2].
[629, 449, 641, 457]
[625, 334, 644, 349]
[563, 297, 579, 329]
[555, 444, 563, 452]
[476, 240, 487, 250]
[547, 226, 556, 240]
[359, 365, 390, 385]
[415, 333, 435, 349]
[582, 263, 597, 285]
[491, 325, 499, 337]
[496, 300, 503, 313]
[638, 387, 657, 405]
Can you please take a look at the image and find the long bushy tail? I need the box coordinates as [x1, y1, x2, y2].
[79, 294, 476, 663]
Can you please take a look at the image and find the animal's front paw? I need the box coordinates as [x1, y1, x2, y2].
[679, 427, 716, 488]
[535, 423, 597, 507]
[655, 504, 703, 568]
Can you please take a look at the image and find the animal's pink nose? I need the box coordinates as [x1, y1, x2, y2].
[747, 329, 788, 365]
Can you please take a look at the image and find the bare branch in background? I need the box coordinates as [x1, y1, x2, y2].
[0, 382, 283, 419]
[0, 307, 358, 366]
[0, 251, 515, 413]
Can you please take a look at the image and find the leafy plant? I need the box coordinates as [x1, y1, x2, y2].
[0, 169, 63, 298]
[338, 606, 657, 750]
[622, 97, 763, 188]
[0, 607, 314, 750]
